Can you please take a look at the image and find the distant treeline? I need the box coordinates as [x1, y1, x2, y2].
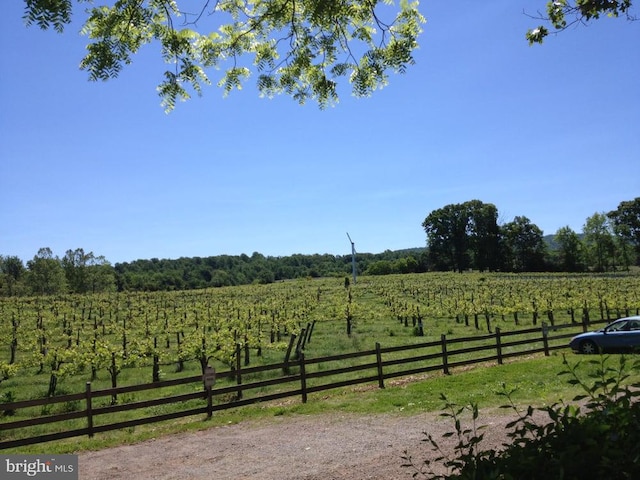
[112, 249, 427, 291]
[0, 247, 429, 296]
[0, 238, 634, 297]
[1, 197, 638, 296]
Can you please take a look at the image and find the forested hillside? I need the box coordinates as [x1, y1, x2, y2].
[112, 249, 427, 291]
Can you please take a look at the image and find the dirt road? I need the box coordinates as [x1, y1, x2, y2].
[78, 410, 517, 480]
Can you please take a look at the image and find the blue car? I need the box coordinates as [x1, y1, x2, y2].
[569, 316, 640, 354]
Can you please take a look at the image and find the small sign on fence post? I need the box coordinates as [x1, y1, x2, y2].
[541, 323, 550, 356]
[203, 366, 216, 388]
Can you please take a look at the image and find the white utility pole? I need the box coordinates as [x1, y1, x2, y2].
[346, 232, 356, 284]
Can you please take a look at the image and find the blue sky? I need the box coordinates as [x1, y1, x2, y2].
[1, 1, 639, 265]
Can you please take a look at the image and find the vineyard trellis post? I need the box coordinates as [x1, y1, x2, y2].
[294, 329, 305, 360]
[582, 300, 590, 328]
[300, 322, 312, 350]
[283, 334, 297, 374]
[581, 310, 590, 332]
[307, 320, 316, 344]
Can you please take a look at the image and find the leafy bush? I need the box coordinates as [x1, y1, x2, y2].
[403, 354, 640, 479]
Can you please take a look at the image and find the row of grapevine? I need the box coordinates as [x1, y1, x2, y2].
[0, 281, 352, 401]
[368, 273, 640, 333]
[1, 273, 638, 403]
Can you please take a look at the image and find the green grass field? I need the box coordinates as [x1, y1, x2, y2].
[6, 350, 639, 455]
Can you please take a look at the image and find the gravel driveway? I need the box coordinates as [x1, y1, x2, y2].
[78, 409, 521, 480]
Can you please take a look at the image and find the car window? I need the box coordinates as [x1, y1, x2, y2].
[630, 321, 640, 331]
[607, 321, 628, 332]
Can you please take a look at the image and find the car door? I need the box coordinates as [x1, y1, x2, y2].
[600, 320, 640, 352]
[599, 320, 631, 351]
[623, 320, 640, 351]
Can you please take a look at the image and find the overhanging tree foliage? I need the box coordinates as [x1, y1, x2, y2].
[21, 1, 635, 111]
[526, 0, 636, 44]
[23, 0, 425, 111]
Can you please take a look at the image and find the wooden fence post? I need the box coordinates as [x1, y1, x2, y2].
[300, 323, 311, 350]
[206, 386, 213, 418]
[294, 328, 306, 360]
[441, 334, 449, 375]
[299, 352, 308, 404]
[85, 382, 94, 438]
[283, 334, 297, 374]
[495, 327, 503, 365]
[541, 322, 550, 356]
[307, 320, 316, 344]
[236, 343, 242, 401]
[203, 366, 216, 419]
[375, 342, 385, 389]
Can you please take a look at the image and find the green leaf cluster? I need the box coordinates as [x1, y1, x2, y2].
[23, 0, 73, 32]
[527, 0, 635, 44]
[22, 0, 425, 111]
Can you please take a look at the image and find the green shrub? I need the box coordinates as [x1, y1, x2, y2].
[403, 354, 640, 479]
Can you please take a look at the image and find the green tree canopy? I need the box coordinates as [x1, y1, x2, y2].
[583, 212, 615, 272]
[501, 216, 547, 272]
[21, 1, 635, 111]
[23, 0, 425, 111]
[608, 197, 640, 265]
[422, 200, 500, 273]
[25, 247, 67, 295]
[0, 256, 27, 296]
[553, 225, 585, 272]
[62, 248, 116, 293]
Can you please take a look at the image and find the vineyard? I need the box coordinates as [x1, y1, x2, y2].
[0, 273, 640, 450]
[1, 272, 639, 446]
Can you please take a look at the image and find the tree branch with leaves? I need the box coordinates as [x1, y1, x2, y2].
[526, 0, 636, 44]
[23, 0, 425, 111]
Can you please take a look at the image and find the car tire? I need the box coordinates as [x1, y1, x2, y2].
[580, 340, 598, 354]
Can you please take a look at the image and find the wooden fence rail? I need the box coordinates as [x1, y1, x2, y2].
[0, 319, 607, 450]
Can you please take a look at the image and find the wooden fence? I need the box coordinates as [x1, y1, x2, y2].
[0, 319, 604, 450]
